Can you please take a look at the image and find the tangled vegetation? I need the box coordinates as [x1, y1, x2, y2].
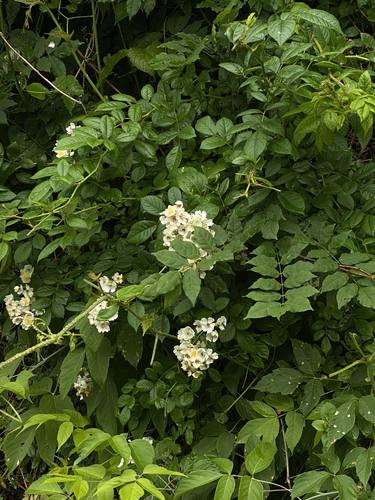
[1, 0, 375, 498]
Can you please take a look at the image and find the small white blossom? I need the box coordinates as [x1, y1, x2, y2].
[216, 316, 227, 330]
[73, 369, 92, 400]
[99, 276, 117, 294]
[66, 122, 80, 135]
[88, 300, 118, 333]
[112, 272, 123, 284]
[143, 436, 154, 445]
[55, 149, 74, 158]
[48, 41, 56, 49]
[4, 269, 41, 330]
[177, 326, 195, 342]
[20, 264, 34, 284]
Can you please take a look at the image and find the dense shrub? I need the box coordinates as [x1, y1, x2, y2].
[1, 0, 375, 498]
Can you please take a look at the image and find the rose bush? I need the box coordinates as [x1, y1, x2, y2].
[1, 0, 375, 498]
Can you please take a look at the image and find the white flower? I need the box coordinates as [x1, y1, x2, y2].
[66, 122, 80, 135]
[4, 279, 41, 330]
[88, 300, 118, 333]
[194, 317, 216, 334]
[48, 41, 55, 49]
[55, 149, 74, 158]
[112, 272, 123, 284]
[143, 436, 154, 445]
[99, 276, 117, 294]
[177, 326, 195, 342]
[216, 316, 227, 330]
[73, 370, 92, 400]
[20, 264, 34, 284]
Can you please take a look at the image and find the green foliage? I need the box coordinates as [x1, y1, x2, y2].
[1, 0, 375, 498]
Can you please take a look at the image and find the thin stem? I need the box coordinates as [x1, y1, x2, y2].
[281, 418, 291, 489]
[326, 358, 364, 379]
[0, 296, 106, 370]
[90, 0, 101, 72]
[0, 32, 82, 106]
[307, 492, 338, 500]
[45, 6, 105, 102]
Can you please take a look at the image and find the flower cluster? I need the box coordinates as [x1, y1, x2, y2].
[99, 273, 123, 293]
[4, 265, 41, 330]
[88, 300, 118, 333]
[73, 369, 92, 400]
[54, 148, 74, 159]
[159, 201, 214, 252]
[174, 316, 226, 378]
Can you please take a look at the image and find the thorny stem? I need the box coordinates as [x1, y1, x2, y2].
[0, 296, 106, 371]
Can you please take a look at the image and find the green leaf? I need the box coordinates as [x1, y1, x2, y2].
[277, 191, 305, 214]
[118, 322, 143, 368]
[0, 241, 9, 262]
[73, 478, 89, 500]
[128, 439, 155, 470]
[194, 227, 215, 252]
[292, 339, 321, 375]
[238, 417, 279, 444]
[200, 136, 226, 150]
[166, 145, 182, 170]
[337, 283, 358, 309]
[358, 395, 375, 424]
[285, 412, 305, 453]
[324, 400, 357, 447]
[86, 337, 112, 387]
[219, 62, 244, 75]
[171, 240, 201, 259]
[174, 470, 223, 498]
[245, 442, 276, 474]
[37, 238, 61, 262]
[137, 478, 165, 499]
[354, 447, 375, 486]
[29, 180, 52, 203]
[26, 83, 49, 100]
[296, 8, 343, 33]
[176, 167, 208, 194]
[321, 272, 349, 293]
[57, 421, 73, 450]
[268, 16, 296, 46]
[183, 268, 201, 306]
[59, 347, 85, 398]
[283, 261, 315, 288]
[14, 241, 33, 264]
[26, 477, 63, 495]
[153, 250, 187, 268]
[155, 271, 181, 295]
[245, 301, 285, 319]
[333, 475, 358, 500]
[23, 413, 70, 431]
[255, 368, 304, 395]
[244, 130, 268, 162]
[2, 428, 35, 472]
[119, 482, 144, 500]
[143, 464, 185, 476]
[73, 464, 106, 480]
[195, 116, 217, 136]
[100, 116, 113, 139]
[358, 286, 375, 308]
[116, 284, 146, 301]
[292, 471, 330, 498]
[238, 476, 263, 500]
[127, 220, 157, 244]
[214, 475, 235, 500]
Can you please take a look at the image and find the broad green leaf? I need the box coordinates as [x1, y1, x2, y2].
[268, 16, 295, 45]
[244, 130, 268, 162]
[129, 439, 155, 470]
[37, 238, 61, 262]
[245, 442, 276, 474]
[183, 268, 201, 306]
[86, 337, 112, 387]
[26, 82, 49, 100]
[237, 417, 279, 444]
[333, 475, 358, 500]
[2, 428, 36, 472]
[117, 322, 143, 368]
[291, 471, 330, 498]
[238, 476, 263, 500]
[174, 470, 223, 498]
[301, 379, 324, 416]
[214, 475, 235, 500]
[127, 220, 157, 244]
[355, 447, 375, 486]
[153, 250, 187, 268]
[171, 240, 201, 259]
[255, 368, 304, 395]
[321, 272, 349, 293]
[278, 191, 305, 214]
[201, 136, 226, 150]
[337, 284, 358, 309]
[59, 347, 85, 398]
[166, 145, 182, 170]
[116, 284, 146, 301]
[137, 478, 165, 499]
[296, 8, 343, 33]
[26, 477, 63, 495]
[143, 464, 185, 476]
[283, 261, 315, 288]
[119, 482, 144, 500]
[324, 400, 357, 447]
[285, 412, 305, 452]
[155, 271, 181, 295]
[141, 195, 165, 215]
[73, 478, 89, 500]
[57, 421, 74, 450]
[358, 286, 375, 308]
[23, 413, 70, 431]
[292, 339, 321, 375]
[358, 395, 375, 424]
[195, 116, 217, 135]
[219, 62, 244, 75]
[73, 464, 106, 480]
